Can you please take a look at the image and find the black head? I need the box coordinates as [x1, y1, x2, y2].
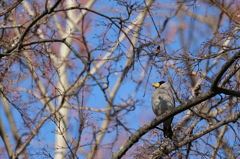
[159, 81, 165, 85]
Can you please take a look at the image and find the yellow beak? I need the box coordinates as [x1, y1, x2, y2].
[152, 82, 160, 88]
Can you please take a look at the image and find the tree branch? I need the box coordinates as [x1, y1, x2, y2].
[111, 90, 216, 159]
[156, 112, 240, 157]
[211, 51, 240, 90]
[215, 87, 240, 97]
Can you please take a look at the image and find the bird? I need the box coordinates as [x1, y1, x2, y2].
[151, 81, 175, 139]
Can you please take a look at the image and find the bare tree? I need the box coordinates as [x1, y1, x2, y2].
[0, 0, 239, 159]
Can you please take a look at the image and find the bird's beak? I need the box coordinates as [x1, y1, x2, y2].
[152, 82, 160, 88]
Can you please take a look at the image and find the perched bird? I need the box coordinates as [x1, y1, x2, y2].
[152, 81, 175, 139]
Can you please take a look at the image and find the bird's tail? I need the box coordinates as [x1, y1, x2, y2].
[163, 124, 173, 139]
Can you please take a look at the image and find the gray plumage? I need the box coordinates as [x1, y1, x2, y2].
[152, 81, 175, 139]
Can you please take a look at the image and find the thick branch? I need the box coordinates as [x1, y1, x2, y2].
[215, 87, 240, 97]
[111, 90, 216, 159]
[211, 51, 240, 90]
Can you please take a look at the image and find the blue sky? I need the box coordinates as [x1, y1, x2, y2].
[0, 0, 239, 158]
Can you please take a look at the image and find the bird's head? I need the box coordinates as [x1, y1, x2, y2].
[152, 81, 165, 88]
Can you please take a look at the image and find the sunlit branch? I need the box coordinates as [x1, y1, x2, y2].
[0, 117, 13, 158]
[12, 97, 67, 158]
